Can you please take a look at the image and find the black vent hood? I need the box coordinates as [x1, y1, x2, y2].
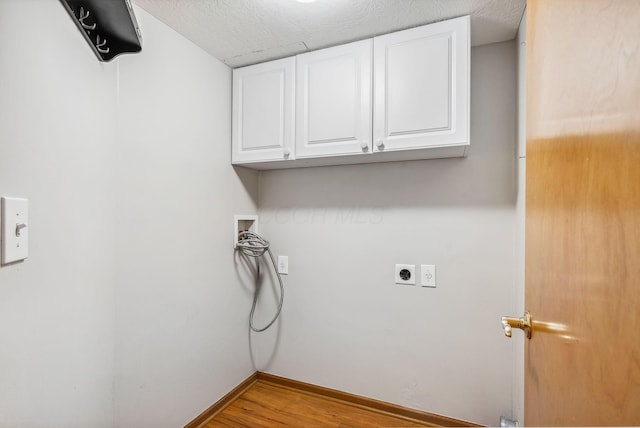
[60, 0, 142, 61]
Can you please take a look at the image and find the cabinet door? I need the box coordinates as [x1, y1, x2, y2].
[232, 57, 295, 163]
[296, 39, 372, 158]
[373, 16, 469, 152]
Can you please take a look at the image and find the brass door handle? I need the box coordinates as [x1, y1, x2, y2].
[501, 311, 532, 339]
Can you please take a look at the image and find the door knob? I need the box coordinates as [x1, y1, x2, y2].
[360, 141, 369, 152]
[501, 311, 532, 339]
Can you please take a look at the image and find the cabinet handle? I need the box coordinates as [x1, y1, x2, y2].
[360, 141, 369, 152]
[283, 149, 291, 158]
[376, 140, 385, 150]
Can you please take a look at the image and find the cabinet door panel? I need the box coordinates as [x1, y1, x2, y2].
[296, 39, 372, 158]
[387, 36, 450, 134]
[307, 55, 357, 143]
[374, 16, 469, 152]
[232, 58, 294, 163]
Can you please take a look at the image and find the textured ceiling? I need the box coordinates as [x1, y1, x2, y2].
[133, 0, 525, 68]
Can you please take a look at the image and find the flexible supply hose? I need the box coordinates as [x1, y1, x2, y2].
[236, 231, 284, 332]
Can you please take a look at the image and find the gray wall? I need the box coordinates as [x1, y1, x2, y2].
[0, 3, 258, 427]
[0, 1, 117, 426]
[0, 2, 522, 425]
[255, 41, 519, 426]
[113, 8, 259, 427]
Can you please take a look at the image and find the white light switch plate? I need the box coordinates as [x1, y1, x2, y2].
[1, 197, 29, 265]
[421, 264, 436, 287]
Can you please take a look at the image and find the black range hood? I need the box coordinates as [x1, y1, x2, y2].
[59, 0, 143, 61]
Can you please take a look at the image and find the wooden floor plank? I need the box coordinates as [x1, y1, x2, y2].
[203, 381, 430, 427]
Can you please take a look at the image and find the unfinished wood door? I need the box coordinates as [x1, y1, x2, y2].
[525, 0, 640, 425]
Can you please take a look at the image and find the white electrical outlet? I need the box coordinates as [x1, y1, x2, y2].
[278, 255, 289, 275]
[421, 264, 436, 287]
[395, 264, 416, 285]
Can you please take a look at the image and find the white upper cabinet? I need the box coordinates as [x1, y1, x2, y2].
[295, 39, 373, 158]
[373, 15, 469, 153]
[232, 57, 295, 164]
[231, 16, 470, 169]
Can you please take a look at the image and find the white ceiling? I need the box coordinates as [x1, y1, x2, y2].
[133, 0, 525, 68]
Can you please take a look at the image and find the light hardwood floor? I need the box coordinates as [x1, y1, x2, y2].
[203, 380, 432, 427]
